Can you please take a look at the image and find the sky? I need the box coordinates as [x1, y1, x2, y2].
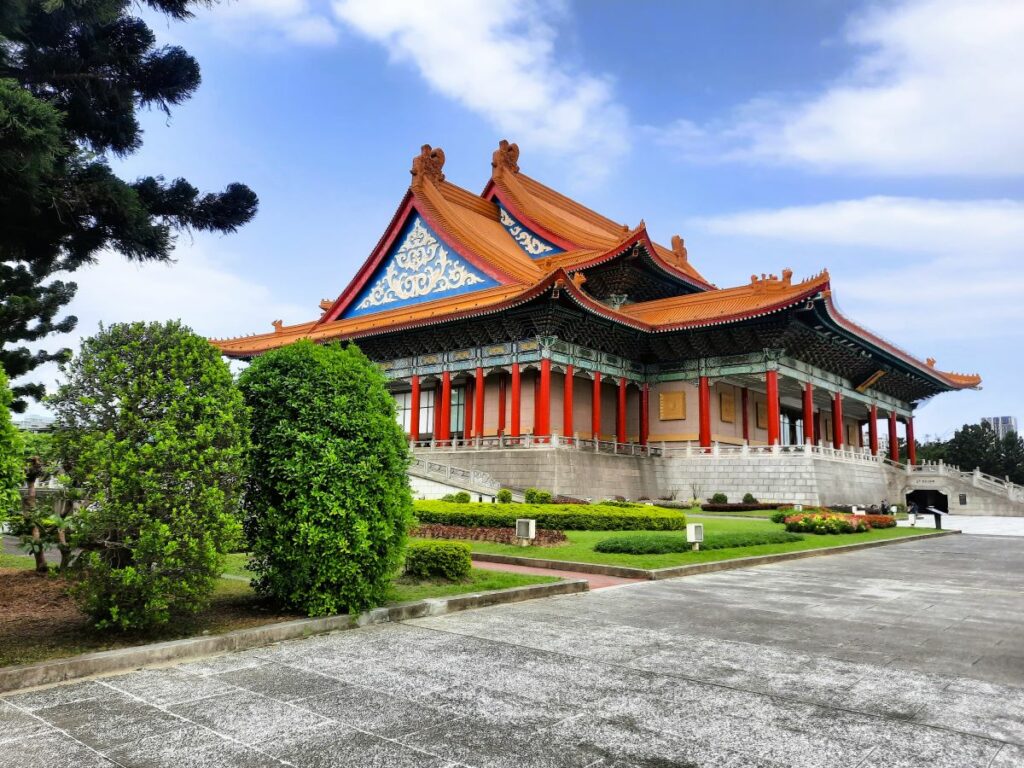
[18, 0, 1024, 440]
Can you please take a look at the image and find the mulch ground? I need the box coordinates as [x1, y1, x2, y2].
[0, 568, 299, 668]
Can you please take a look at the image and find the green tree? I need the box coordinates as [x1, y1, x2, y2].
[1000, 432, 1024, 485]
[0, 366, 25, 517]
[17, 429, 56, 572]
[50, 321, 249, 630]
[945, 423, 1003, 476]
[239, 340, 412, 617]
[1, 2, 258, 411]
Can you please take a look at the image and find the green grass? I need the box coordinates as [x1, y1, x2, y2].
[687, 508, 781, 519]
[387, 568, 557, 602]
[0, 552, 33, 570]
[423, 515, 933, 569]
[222, 552, 254, 578]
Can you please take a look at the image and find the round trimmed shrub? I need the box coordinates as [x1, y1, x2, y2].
[496, 489, 512, 504]
[50, 321, 249, 630]
[710, 492, 728, 504]
[404, 540, 472, 581]
[239, 340, 412, 617]
[453, 491, 471, 504]
[742, 493, 758, 504]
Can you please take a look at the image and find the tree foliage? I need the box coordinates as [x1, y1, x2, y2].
[918, 422, 1024, 485]
[0, 365, 25, 515]
[239, 341, 412, 617]
[0, 1, 257, 411]
[50, 321, 249, 630]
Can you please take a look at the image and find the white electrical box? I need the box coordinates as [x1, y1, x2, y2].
[793, 504, 803, 512]
[686, 522, 704, 543]
[515, 519, 536, 540]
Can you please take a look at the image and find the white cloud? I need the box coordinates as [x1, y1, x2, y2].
[691, 196, 1024, 343]
[659, 0, 1024, 176]
[696, 197, 1024, 258]
[13, 241, 307, 414]
[331, 0, 629, 180]
[205, 0, 339, 47]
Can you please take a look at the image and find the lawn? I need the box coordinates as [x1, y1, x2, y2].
[0, 562, 557, 668]
[421, 515, 935, 570]
[686, 509, 779, 519]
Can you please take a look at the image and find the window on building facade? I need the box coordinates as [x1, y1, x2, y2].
[450, 386, 466, 437]
[395, 391, 412, 433]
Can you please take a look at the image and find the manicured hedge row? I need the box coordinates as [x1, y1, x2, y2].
[594, 530, 804, 555]
[701, 503, 789, 512]
[413, 501, 687, 531]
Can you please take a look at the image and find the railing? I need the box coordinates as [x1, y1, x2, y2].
[411, 434, 661, 457]
[408, 456, 502, 494]
[908, 460, 1024, 502]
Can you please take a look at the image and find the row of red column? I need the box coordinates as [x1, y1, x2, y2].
[697, 373, 915, 463]
[410, 368, 915, 463]
[406, 363, 649, 445]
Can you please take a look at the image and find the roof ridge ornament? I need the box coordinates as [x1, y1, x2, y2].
[491, 139, 520, 177]
[671, 235, 688, 264]
[411, 144, 445, 187]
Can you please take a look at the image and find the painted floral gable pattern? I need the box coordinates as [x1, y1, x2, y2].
[498, 205, 563, 258]
[347, 216, 492, 317]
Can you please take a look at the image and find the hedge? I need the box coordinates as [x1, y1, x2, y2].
[702, 502, 790, 512]
[594, 530, 804, 554]
[413, 500, 686, 531]
[404, 541, 472, 580]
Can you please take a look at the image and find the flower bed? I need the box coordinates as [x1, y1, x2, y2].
[412, 523, 567, 546]
[413, 500, 686, 531]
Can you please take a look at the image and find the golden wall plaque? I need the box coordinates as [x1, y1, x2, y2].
[659, 391, 686, 421]
[755, 401, 767, 430]
[719, 389, 735, 423]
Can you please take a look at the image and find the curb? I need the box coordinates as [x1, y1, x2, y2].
[472, 529, 959, 581]
[0, 579, 587, 694]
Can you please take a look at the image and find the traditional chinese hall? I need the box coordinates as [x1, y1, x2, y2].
[213, 141, 994, 508]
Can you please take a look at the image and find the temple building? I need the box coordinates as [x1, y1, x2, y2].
[213, 142, 1001, 510]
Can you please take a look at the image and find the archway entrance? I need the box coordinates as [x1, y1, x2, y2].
[906, 489, 949, 513]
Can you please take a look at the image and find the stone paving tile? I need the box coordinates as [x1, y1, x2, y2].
[175, 648, 274, 677]
[213, 660, 349, 702]
[259, 721, 452, 768]
[414, 680, 583, 728]
[0, 700, 53, 746]
[104, 667, 239, 707]
[991, 743, 1024, 767]
[30, 692, 181, 752]
[2, 680, 107, 712]
[0, 729, 115, 768]
[295, 680, 458, 738]
[398, 713, 609, 768]
[106, 723, 284, 768]
[167, 690, 330, 745]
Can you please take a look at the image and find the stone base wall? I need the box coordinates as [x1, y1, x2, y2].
[413, 447, 1024, 515]
[408, 474, 497, 502]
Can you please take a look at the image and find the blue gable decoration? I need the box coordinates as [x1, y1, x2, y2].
[498, 205, 563, 258]
[343, 215, 498, 319]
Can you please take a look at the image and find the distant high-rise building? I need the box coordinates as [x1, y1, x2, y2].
[982, 416, 1018, 439]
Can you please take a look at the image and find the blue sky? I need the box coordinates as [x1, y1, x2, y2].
[31, 0, 1024, 439]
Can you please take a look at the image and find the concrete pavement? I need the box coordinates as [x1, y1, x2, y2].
[2, 534, 1022, 767]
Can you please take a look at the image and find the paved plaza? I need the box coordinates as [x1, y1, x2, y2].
[2, 534, 1022, 767]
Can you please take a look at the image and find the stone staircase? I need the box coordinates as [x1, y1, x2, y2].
[407, 456, 524, 502]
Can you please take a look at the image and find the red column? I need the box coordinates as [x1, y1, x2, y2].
[766, 370, 781, 446]
[616, 378, 628, 443]
[906, 417, 916, 465]
[497, 374, 506, 435]
[474, 366, 485, 438]
[640, 383, 649, 446]
[592, 372, 602, 440]
[832, 391, 844, 449]
[741, 387, 750, 442]
[869, 404, 879, 455]
[698, 375, 711, 448]
[433, 382, 441, 437]
[802, 382, 814, 445]
[563, 364, 574, 439]
[510, 363, 521, 437]
[438, 371, 451, 442]
[409, 375, 420, 442]
[888, 411, 899, 462]
[537, 358, 551, 438]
